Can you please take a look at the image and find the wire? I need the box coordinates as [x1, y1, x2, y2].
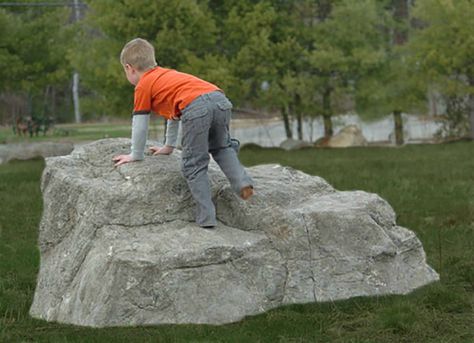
[0, 2, 86, 7]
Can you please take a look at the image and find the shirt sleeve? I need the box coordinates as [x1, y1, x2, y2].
[130, 114, 149, 161]
[133, 85, 151, 115]
[165, 119, 179, 147]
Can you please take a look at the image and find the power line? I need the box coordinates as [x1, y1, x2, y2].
[0, 2, 86, 7]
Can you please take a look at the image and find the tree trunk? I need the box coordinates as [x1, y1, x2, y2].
[317, 0, 332, 21]
[281, 106, 293, 139]
[392, 0, 409, 45]
[393, 110, 404, 145]
[51, 87, 56, 118]
[295, 94, 303, 140]
[391, 0, 408, 141]
[323, 114, 333, 138]
[27, 93, 33, 117]
[43, 85, 50, 116]
[322, 87, 333, 138]
[469, 94, 474, 140]
[469, 78, 474, 140]
[296, 112, 303, 140]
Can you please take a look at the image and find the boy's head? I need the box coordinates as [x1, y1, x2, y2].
[120, 38, 157, 85]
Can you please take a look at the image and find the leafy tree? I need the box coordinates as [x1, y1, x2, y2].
[310, 0, 387, 138]
[75, 0, 218, 117]
[408, 0, 474, 139]
[223, 2, 281, 105]
[354, 0, 431, 146]
[0, 4, 74, 124]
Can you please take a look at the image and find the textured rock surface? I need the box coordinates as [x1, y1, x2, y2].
[0, 142, 74, 164]
[328, 125, 368, 148]
[30, 138, 438, 327]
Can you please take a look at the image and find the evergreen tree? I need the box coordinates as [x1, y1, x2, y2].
[408, 0, 474, 139]
[0, 4, 74, 124]
[310, 0, 387, 138]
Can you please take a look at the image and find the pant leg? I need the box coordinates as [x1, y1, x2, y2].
[180, 101, 216, 227]
[208, 94, 253, 194]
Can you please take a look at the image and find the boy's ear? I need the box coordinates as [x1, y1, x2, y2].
[124, 63, 135, 71]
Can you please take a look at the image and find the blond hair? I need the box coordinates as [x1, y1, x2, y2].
[120, 38, 157, 71]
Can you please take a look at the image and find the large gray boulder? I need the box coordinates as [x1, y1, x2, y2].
[30, 138, 438, 327]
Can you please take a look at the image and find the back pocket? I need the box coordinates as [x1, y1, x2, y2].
[216, 98, 233, 111]
[181, 106, 210, 134]
[181, 105, 208, 123]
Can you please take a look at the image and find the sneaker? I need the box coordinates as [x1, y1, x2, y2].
[240, 185, 254, 200]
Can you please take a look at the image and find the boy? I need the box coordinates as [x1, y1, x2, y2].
[150, 119, 241, 155]
[112, 38, 254, 228]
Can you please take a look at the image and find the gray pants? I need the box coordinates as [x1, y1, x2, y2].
[180, 91, 253, 227]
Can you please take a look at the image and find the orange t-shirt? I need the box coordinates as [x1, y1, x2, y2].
[133, 67, 221, 120]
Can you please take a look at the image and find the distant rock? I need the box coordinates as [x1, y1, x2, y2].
[279, 138, 312, 151]
[0, 142, 74, 164]
[29, 138, 438, 327]
[327, 125, 368, 148]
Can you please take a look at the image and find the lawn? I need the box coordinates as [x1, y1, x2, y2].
[0, 120, 166, 144]
[0, 142, 473, 342]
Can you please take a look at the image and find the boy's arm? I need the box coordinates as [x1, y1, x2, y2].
[149, 119, 178, 156]
[165, 119, 179, 147]
[130, 113, 150, 160]
[113, 113, 150, 166]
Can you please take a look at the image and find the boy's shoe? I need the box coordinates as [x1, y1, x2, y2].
[240, 185, 254, 200]
[230, 138, 240, 154]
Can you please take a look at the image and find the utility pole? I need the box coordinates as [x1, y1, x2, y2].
[72, 0, 81, 123]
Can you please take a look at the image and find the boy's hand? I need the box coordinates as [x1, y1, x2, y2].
[112, 154, 134, 167]
[149, 145, 174, 155]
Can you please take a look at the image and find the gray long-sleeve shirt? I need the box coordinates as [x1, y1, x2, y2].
[131, 115, 181, 160]
[165, 119, 179, 147]
[130, 114, 150, 160]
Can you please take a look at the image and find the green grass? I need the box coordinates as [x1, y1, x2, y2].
[1, 142, 473, 342]
[0, 121, 165, 144]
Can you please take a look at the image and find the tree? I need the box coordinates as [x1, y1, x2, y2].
[0, 4, 74, 124]
[408, 0, 474, 139]
[354, 0, 429, 146]
[310, 0, 387, 138]
[74, 0, 218, 118]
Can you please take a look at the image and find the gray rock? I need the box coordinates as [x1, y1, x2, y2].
[29, 138, 439, 327]
[0, 142, 74, 164]
[279, 138, 312, 151]
[328, 125, 368, 148]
